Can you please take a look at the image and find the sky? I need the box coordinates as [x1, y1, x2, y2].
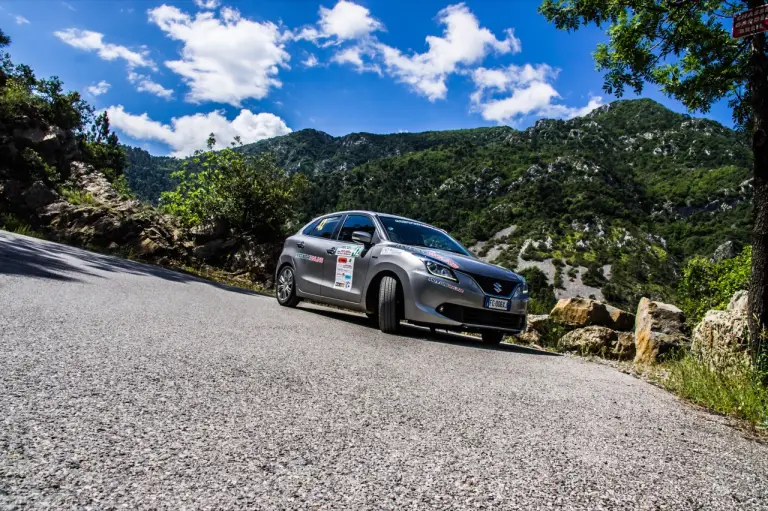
[2, 0, 736, 157]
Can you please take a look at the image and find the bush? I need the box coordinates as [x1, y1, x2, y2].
[61, 188, 97, 206]
[519, 266, 557, 314]
[663, 353, 768, 427]
[160, 135, 308, 240]
[677, 246, 751, 324]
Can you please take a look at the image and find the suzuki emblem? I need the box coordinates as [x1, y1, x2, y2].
[493, 282, 503, 294]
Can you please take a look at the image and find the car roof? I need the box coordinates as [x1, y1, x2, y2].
[323, 210, 451, 234]
[322, 210, 437, 228]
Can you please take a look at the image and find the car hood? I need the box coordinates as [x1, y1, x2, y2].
[386, 243, 523, 282]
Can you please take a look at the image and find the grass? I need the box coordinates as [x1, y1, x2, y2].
[0, 213, 44, 238]
[660, 353, 768, 429]
[60, 188, 98, 206]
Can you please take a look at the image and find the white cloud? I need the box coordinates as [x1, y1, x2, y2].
[15, 15, 30, 25]
[61, 1, 75, 11]
[302, 53, 319, 68]
[297, 0, 383, 44]
[106, 105, 292, 157]
[193, 0, 220, 9]
[148, 5, 290, 106]
[86, 80, 111, 96]
[54, 28, 154, 69]
[470, 63, 603, 123]
[332, 3, 520, 101]
[127, 71, 174, 99]
[331, 45, 381, 74]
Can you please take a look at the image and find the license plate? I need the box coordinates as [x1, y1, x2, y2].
[485, 297, 510, 311]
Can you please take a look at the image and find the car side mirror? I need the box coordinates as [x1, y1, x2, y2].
[351, 231, 373, 245]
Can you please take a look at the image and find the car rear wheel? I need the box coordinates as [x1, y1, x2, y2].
[378, 276, 400, 333]
[276, 265, 301, 308]
[481, 330, 505, 345]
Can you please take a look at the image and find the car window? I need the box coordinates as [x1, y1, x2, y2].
[338, 214, 376, 242]
[378, 216, 471, 256]
[307, 215, 341, 239]
[302, 220, 319, 235]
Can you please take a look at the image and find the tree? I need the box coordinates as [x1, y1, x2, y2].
[83, 111, 126, 182]
[160, 136, 308, 240]
[540, 0, 768, 365]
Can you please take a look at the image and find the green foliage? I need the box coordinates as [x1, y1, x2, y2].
[663, 354, 768, 427]
[160, 136, 308, 240]
[519, 267, 557, 314]
[82, 111, 126, 182]
[0, 212, 43, 238]
[678, 246, 752, 324]
[0, 34, 124, 187]
[61, 188, 98, 206]
[112, 174, 135, 200]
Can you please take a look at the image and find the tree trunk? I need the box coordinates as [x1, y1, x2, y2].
[748, 0, 768, 367]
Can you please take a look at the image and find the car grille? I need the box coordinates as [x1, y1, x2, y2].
[439, 303, 525, 331]
[464, 272, 519, 297]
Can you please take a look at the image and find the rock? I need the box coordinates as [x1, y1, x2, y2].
[604, 304, 635, 331]
[712, 241, 741, 262]
[550, 297, 611, 327]
[23, 181, 60, 210]
[516, 314, 551, 345]
[559, 326, 617, 356]
[692, 291, 750, 372]
[727, 290, 748, 314]
[615, 332, 636, 361]
[633, 298, 689, 364]
[0, 179, 25, 205]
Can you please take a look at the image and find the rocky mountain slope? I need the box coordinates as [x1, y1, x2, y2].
[125, 99, 752, 308]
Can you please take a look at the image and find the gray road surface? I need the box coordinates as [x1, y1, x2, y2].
[1, 231, 767, 510]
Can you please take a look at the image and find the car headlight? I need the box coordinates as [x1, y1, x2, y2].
[424, 260, 458, 282]
[512, 280, 528, 298]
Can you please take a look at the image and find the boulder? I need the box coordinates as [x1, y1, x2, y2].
[23, 181, 60, 210]
[550, 297, 611, 327]
[604, 304, 636, 331]
[691, 291, 750, 372]
[558, 326, 636, 360]
[515, 314, 551, 345]
[712, 241, 740, 262]
[633, 298, 689, 364]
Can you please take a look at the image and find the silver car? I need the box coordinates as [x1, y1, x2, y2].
[274, 211, 528, 344]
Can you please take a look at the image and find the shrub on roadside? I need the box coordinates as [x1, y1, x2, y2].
[677, 246, 751, 324]
[160, 135, 308, 241]
[662, 353, 768, 428]
[61, 188, 97, 206]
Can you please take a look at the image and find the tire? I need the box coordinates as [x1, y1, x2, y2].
[481, 330, 505, 345]
[378, 276, 400, 333]
[276, 265, 301, 308]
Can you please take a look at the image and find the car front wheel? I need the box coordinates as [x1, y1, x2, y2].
[276, 265, 301, 308]
[481, 330, 505, 345]
[377, 276, 400, 333]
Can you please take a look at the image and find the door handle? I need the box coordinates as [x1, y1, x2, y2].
[327, 247, 336, 255]
[297, 241, 305, 249]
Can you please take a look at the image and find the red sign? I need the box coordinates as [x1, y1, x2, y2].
[733, 5, 768, 38]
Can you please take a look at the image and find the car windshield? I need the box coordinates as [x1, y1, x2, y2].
[378, 216, 471, 256]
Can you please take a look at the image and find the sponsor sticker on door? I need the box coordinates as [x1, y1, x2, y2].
[336, 245, 363, 257]
[334, 255, 355, 289]
[296, 252, 323, 263]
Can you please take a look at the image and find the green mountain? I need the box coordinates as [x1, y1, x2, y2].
[124, 99, 753, 308]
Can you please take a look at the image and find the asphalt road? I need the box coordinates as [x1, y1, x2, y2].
[1, 231, 767, 510]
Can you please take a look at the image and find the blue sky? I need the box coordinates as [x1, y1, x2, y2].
[3, 0, 735, 156]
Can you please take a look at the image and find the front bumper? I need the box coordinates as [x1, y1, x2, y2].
[403, 269, 528, 333]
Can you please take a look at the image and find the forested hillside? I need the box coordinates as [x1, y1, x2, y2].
[125, 99, 753, 308]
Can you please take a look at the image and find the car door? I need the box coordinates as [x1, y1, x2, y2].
[322, 214, 378, 303]
[294, 215, 342, 296]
